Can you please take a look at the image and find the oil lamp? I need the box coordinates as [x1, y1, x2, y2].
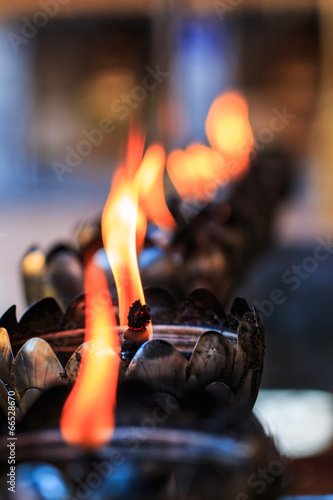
[0, 287, 281, 500]
[0, 288, 264, 418]
[0, 116, 288, 498]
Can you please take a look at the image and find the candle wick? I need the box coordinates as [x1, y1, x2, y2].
[127, 300, 151, 331]
[120, 301, 151, 366]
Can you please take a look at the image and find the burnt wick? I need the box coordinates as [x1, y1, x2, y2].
[127, 300, 151, 331]
[121, 301, 151, 366]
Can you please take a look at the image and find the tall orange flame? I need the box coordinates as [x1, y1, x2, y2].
[60, 128, 151, 449]
[60, 261, 119, 448]
[102, 130, 152, 338]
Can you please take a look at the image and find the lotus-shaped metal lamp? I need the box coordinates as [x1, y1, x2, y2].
[0, 288, 264, 421]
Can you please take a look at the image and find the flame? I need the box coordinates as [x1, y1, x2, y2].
[102, 130, 152, 338]
[135, 205, 148, 254]
[60, 261, 119, 448]
[166, 92, 253, 205]
[126, 127, 146, 179]
[60, 128, 151, 449]
[136, 144, 175, 232]
[166, 143, 226, 202]
[205, 91, 253, 177]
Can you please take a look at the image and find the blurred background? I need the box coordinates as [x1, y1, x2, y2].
[1, 0, 333, 490]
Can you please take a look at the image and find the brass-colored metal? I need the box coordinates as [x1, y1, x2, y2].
[188, 331, 235, 388]
[0, 292, 264, 419]
[65, 341, 118, 385]
[126, 340, 188, 400]
[0, 327, 14, 384]
[233, 312, 265, 410]
[0, 379, 9, 416]
[12, 338, 67, 400]
[205, 382, 237, 409]
[229, 343, 247, 393]
[21, 248, 46, 306]
[234, 370, 254, 409]
[18, 388, 43, 419]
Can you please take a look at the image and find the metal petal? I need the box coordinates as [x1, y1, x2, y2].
[65, 341, 118, 385]
[234, 369, 254, 410]
[57, 293, 86, 331]
[126, 340, 187, 399]
[0, 327, 14, 384]
[10, 298, 64, 355]
[236, 318, 265, 409]
[187, 332, 235, 388]
[19, 297, 63, 337]
[17, 388, 43, 420]
[205, 381, 237, 409]
[144, 287, 177, 324]
[46, 245, 84, 310]
[229, 343, 247, 393]
[252, 306, 265, 376]
[176, 288, 226, 328]
[36, 329, 85, 367]
[0, 305, 20, 345]
[13, 338, 67, 399]
[230, 297, 251, 318]
[0, 379, 10, 416]
[21, 247, 46, 306]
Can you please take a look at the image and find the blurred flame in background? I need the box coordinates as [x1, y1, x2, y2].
[205, 91, 253, 176]
[167, 143, 225, 201]
[136, 144, 175, 232]
[167, 91, 253, 204]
